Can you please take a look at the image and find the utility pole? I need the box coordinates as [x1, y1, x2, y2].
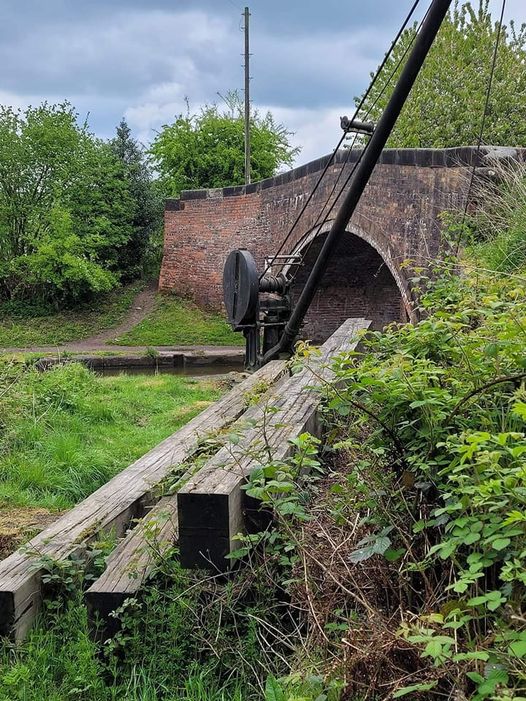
[243, 6, 251, 185]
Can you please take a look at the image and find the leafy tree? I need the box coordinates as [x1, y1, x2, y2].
[0, 103, 143, 304]
[150, 91, 300, 197]
[357, 1, 526, 148]
[110, 119, 162, 279]
[0, 102, 83, 263]
[66, 138, 135, 281]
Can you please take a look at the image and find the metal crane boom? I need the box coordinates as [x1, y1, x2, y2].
[223, 0, 453, 369]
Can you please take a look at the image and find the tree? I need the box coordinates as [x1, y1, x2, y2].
[0, 103, 83, 263]
[110, 119, 161, 280]
[149, 92, 300, 197]
[0, 103, 137, 304]
[357, 1, 526, 148]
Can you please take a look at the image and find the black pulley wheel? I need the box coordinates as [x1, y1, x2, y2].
[223, 249, 259, 329]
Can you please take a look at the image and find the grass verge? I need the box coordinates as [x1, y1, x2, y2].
[0, 362, 220, 515]
[0, 282, 144, 348]
[0, 562, 267, 701]
[114, 294, 243, 347]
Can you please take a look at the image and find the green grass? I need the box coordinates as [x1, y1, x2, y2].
[114, 295, 243, 347]
[0, 282, 144, 348]
[0, 362, 220, 511]
[0, 361, 277, 700]
[0, 588, 248, 701]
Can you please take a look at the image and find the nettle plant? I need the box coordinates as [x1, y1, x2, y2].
[324, 266, 526, 698]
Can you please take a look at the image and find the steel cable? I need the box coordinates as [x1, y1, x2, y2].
[259, 0, 423, 280]
[286, 2, 431, 285]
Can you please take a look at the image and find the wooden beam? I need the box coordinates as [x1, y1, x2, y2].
[0, 361, 287, 641]
[85, 497, 178, 641]
[178, 318, 371, 571]
[85, 367, 290, 638]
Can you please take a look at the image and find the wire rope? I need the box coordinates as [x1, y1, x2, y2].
[287, 2, 431, 285]
[259, 0, 423, 280]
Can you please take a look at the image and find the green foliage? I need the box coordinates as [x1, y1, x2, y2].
[358, 1, 526, 147]
[0, 552, 289, 700]
[468, 162, 526, 272]
[114, 294, 243, 346]
[324, 264, 526, 697]
[0, 102, 82, 263]
[110, 119, 163, 280]
[0, 596, 108, 701]
[228, 430, 323, 585]
[0, 361, 220, 510]
[244, 432, 322, 524]
[150, 91, 300, 197]
[265, 673, 343, 701]
[0, 104, 158, 305]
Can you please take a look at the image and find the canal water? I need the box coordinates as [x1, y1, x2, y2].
[96, 363, 244, 378]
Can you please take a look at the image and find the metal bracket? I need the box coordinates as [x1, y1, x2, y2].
[340, 116, 375, 135]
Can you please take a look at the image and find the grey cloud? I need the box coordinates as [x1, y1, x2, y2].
[1, 1, 525, 167]
[1, 10, 233, 98]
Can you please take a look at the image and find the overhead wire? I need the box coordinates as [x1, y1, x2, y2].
[259, 0, 423, 280]
[292, 0, 507, 297]
[286, 1, 431, 286]
[455, 0, 506, 253]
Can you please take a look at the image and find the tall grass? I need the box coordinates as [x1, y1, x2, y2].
[468, 160, 526, 272]
[0, 361, 220, 511]
[0, 558, 278, 700]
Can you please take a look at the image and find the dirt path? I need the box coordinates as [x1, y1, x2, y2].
[2, 282, 161, 354]
[1, 281, 243, 356]
[66, 280, 158, 351]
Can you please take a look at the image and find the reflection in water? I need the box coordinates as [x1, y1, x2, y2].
[96, 363, 244, 378]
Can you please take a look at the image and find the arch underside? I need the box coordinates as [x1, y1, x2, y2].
[290, 229, 409, 343]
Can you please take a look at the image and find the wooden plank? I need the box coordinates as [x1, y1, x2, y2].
[178, 318, 371, 571]
[85, 369, 290, 638]
[85, 497, 178, 640]
[0, 360, 287, 641]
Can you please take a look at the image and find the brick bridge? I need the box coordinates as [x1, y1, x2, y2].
[160, 146, 520, 341]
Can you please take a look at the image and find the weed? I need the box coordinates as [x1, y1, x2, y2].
[144, 347, 160, 360]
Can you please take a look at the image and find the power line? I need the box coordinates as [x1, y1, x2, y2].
[260, 0, 423, 280]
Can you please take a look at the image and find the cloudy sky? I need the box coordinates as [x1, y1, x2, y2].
[1, 0, 525, 166]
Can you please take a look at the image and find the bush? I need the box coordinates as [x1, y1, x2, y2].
[0, 104, 159, 306]
[317, 265, 526, 698]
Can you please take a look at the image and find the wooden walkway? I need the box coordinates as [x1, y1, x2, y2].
[0, 319, 369, 641]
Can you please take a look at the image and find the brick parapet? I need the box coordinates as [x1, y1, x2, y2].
[159, 145, 525, 338]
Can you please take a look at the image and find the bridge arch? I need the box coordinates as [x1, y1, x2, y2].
[284, 222, 417, 342]
[160, 147, 513, 321]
